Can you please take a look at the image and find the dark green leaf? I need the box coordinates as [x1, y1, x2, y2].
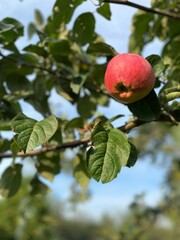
[0, 99, 21, 120]
[77, 95, 97, 119]
[70, 76, 86, 94]
[10, 141, 21, 160]
[97, 3, 111, 20]
[53, 0, 84, 24]
[0, 18, 23, 43]
[73, 12, 95, 46]
[36, 30, 50, 43]
[0, 138, 11, 153]
[49, 40, 71, 57]
[56, 80, 78, 103]
[65, 117, 84, 131]
[86, 123, 130, 183]
[126, 142, 138, 168]
[30, 174, 49, 195]
[0, 164, 22, 198]
[87, 42, 118, 56]
[146, 54, 165, 77]
[23, 44, 48, 57]
[128, 90, 161, 121]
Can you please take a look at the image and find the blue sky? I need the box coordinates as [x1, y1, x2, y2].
[0, 0, 167, 220]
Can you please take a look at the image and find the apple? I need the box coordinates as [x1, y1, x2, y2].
[104, 53, 155, 104]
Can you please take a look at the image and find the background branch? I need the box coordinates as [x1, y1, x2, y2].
[0, 51, 112, 99]
[103, 0, 180, 19]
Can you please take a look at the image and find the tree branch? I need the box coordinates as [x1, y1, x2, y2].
[0, 112, 179, 159]
[103, 0, 180, 19]
[0, 137, 90, 159]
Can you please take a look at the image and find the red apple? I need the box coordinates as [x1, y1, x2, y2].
[104, 53, 155, 104]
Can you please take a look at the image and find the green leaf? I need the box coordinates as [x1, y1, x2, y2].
[73, 155, 90, 188]
[146, 54, 165, 77]
[36, 30, 49, 43]
[126, 142, 138, 168]
[0, 120, 11, 130]
[10, 141, 21, 160]
[86, 123, 130, 183]
[49, 40, 71, 57]
[87, 42, 118, 56]
[163, 91, 180, 103]
[72, 12, 95, 46]
[56, 80, 78, 103]
[0, 138, 11, 153]
[65, 117, 84, 131]
[36, 152, 61, 182]
[0, 18, 23, 43]
[107, 114, 124, 124]
[11, 113, 58, 153]
[77, 95, 97, 119]
[27, 23, 36, 39]
[23, 44, 48, 57]
[129, 11, 154, 53]
[53, 0, 84, 24]
[128, 90, 161, 121]
[0, 164, 22, 198]
[97, 3, 111, 20]
[30, 174, 49, 195]
[34, 9, 44, 26]
[70, 76, 86, 94]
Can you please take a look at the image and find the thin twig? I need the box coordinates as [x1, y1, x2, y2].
[103, 0, 180, 19]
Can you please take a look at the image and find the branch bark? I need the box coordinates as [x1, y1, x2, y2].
[0, 113, 179, 159]
[103, 0, 180, 19]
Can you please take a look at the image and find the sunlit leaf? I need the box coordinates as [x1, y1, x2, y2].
[27, 23, 36, 39]
[11, 113, 58, 153]
[73, 154, 90, 188]
[0, 21, 14, 33]
[34, 9, 44, 26]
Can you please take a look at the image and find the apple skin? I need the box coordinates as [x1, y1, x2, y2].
[104, 53, 155, 104]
